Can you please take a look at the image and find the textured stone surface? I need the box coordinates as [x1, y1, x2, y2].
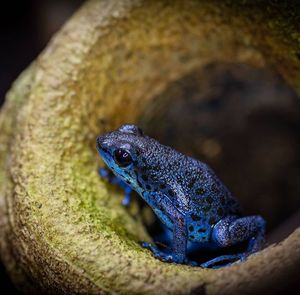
[0, 1, 299, 294]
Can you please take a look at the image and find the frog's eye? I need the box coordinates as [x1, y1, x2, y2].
[113, 149, 133, 167]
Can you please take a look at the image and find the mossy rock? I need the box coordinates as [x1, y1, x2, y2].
[0, 1, 300, 294]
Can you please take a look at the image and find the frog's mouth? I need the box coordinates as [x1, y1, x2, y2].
[97, 147, 111, 165]
[96, 136, 106, 151]
[98, 148, 109, 161]
[97, 146, 109, 156]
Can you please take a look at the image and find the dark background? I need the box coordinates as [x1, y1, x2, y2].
[0, 1, 83, 293]
[0, 0, 83, 106]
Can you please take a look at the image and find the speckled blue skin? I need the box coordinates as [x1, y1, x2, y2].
[97, 124, 266, 268]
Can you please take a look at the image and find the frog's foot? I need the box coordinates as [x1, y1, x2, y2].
[140, 241, 197, 266]
[121, 192, 131, 207]
[200, 253, 246, 269]
[98, 167, 110, 180]
[98, 167, 133, 206]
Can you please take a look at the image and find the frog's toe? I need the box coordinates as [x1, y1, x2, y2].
[185, 259, 198, 267]
[121, 193, 131, 207]
[140, 241, 174, 262]
[140, 241, 167, 258]
[140, 241, 197, 265]
[98, 167, 110, 179]
[200, 253, 245, 268]
[140, 241, 154, 251]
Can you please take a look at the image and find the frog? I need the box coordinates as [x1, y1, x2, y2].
[96, 124, 266, 268]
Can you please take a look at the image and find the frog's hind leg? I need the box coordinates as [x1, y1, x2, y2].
[98, 167, 133, 206]
[200, 253, 245, 268]
[201, 215, 266, 268]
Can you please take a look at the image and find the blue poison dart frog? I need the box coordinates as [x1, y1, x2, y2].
[96, 124, 265, 268]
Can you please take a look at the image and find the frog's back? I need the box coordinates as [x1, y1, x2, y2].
[177, 155, 240, 214]
[139, 138, 241, 220]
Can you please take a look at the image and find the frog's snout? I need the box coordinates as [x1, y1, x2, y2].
[96, 135, 109, 152]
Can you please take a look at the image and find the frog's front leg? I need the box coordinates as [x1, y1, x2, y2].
[140, 192, 195, 265]
[202, 215, 266, 268]
[140, 211, 187, 264]
[98, 167, 133, 206]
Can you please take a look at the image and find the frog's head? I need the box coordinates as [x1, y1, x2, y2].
[96, 124, 151, 191]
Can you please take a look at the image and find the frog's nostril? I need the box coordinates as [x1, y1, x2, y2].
[97, 136, 111, 155]
[96, 136, 105, 150]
